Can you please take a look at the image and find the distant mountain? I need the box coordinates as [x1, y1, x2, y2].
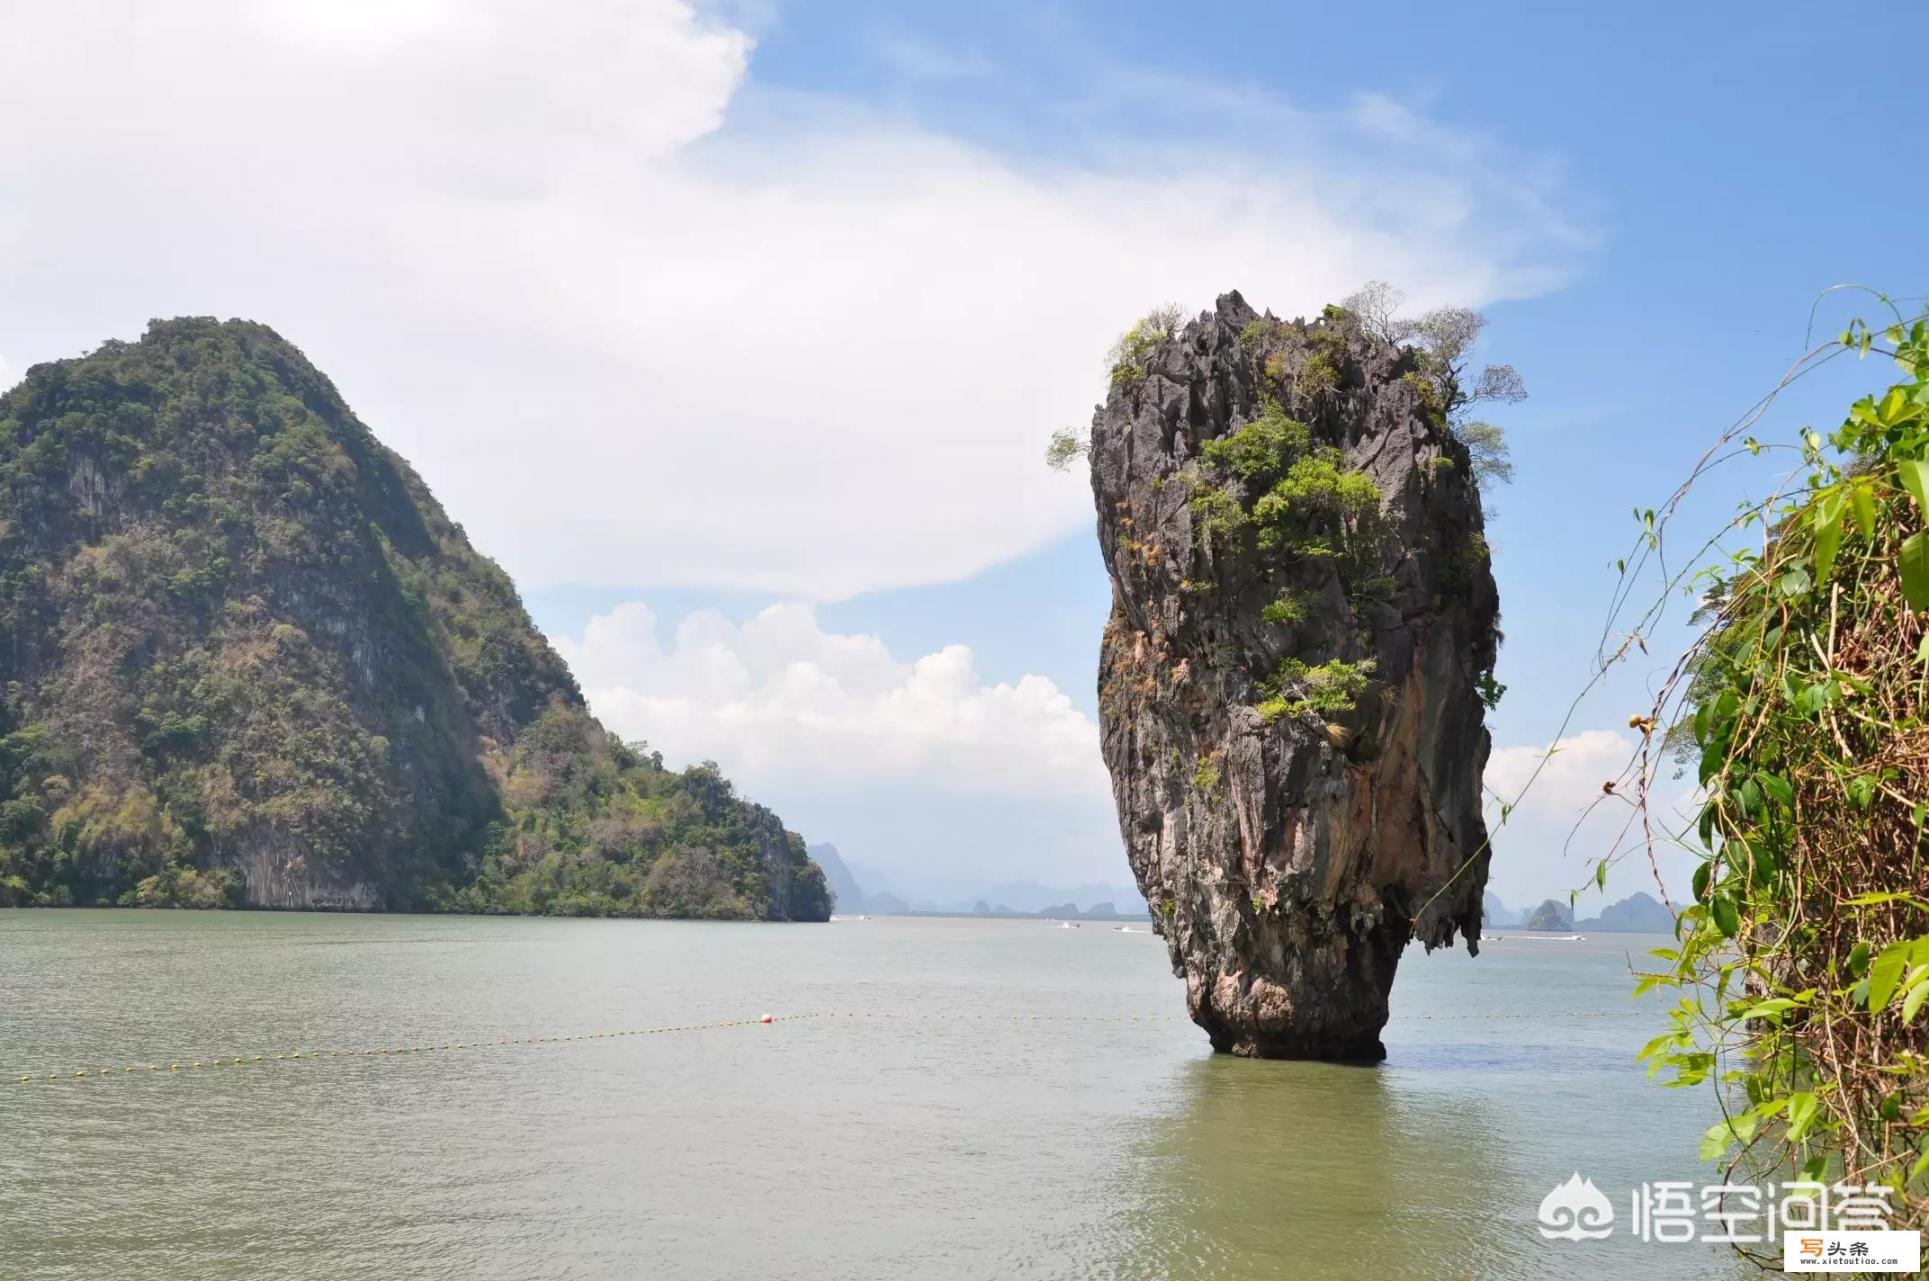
[815, 857, 1150, 919]
[969, 880, 1149, 915]
[1523, 899, 1574, 931]
[0, 319, 827, 920]
[1577, 891, 1675, 933]
[1482, 891, 1520, 928]
[808, 843, 868, 913]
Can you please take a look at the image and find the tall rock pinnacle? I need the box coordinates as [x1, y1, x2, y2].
[1088, 291, 1499, 1061]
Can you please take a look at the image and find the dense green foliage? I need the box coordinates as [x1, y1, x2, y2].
[1618, 305, 1929, 1234]
[1186, 399, 1385, 724]
[0, 319, 828, 921]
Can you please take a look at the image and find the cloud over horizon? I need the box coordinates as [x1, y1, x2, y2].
[0, 0, 1585, 600]
[1483, 729, 1698, 906]
[556, 601, 1121, 889]
[560, 601, 1109, 799]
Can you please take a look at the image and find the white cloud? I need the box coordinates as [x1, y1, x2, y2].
[0, 0, 1584, 599]
[559, 601, 1109, 799]
[557, 601, 1122, 889]
[1483, 729, 1698, 907]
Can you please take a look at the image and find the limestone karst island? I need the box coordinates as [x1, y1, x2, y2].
[5, 4, 1926, 1280]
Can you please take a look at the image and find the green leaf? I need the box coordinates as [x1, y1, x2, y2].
[1902, 530, 1929, 610]
[1737, 997, 1797, 1021]
[1711, 893, 1740, 939]
[1850, 940, 1872, 977]
[1757, 772, 1793, 809]
[1800, 681, 1833, 716]
[1786, 1091, 1820, 1143]
[1845, 892, 1923, 908]
[1910, 1147, 1929, 1185]
[1777, 565, 1811, 597]
[1869, 940, 1913, 1011]
[1692, 862, 1712, 903]
[1596, 859, 1608, 890]
[1851, 481, 1878, 537]
[1811, 493, 1845, 582]
[1903, 460, 1929, 512]
[1905, 979, 1929, 1024]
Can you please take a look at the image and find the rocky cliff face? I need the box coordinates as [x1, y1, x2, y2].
[1089, 291, 1499, 1060]
[0, 318, 828, 921]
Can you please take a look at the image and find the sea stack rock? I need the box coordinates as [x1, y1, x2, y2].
[1088, 291, 1500, 1061]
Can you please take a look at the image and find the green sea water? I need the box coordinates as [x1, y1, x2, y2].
[0, 911, 1744, 1279]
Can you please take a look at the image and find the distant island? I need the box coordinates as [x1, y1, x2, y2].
[0, 320, 829, 921]
[809, 843, 1150, 921]
[1523, 899, 1574, 931]
[1491, 891, 1675, 934]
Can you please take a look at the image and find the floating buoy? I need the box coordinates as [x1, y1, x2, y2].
[759, 1014, 773, 1024]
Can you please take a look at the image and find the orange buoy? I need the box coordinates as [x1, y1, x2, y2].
[759, 1014, 774, 1024]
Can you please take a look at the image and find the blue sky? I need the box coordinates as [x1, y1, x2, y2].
[5, 0, 1925, 908]
[525, 0, 1929, 905]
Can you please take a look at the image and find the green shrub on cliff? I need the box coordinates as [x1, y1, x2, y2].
[1341, 281, 1524, 494]
[1106, 305, 1184, 389]
[1255, 657, 1376, 724]
[0, 319, 829, 920]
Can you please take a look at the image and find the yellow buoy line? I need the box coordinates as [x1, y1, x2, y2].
[12, 1007, 1652, 1084]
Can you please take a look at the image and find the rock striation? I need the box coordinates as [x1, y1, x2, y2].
[1088, 291, 1499, 1060]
